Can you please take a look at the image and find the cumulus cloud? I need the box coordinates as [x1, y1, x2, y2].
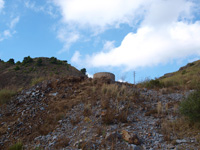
[70, 0, 200, 70]
[0, 0, 4, 12]
[52, 0, 147, 29]
[52, 0, 148, 53]
[87, 22, 200, 70]
[55, 0, 200, 68]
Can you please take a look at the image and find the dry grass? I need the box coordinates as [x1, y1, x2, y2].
[117, 110, 128, 123]
[101, 83, 119, 97]
[145, 109, 157, 116]
[70, 116, 81, 126]
[0, 88, 17, 105]
[54, 137, 70, 149]
[96, 126, 105, 137]
[31, 77, 45, 86]
[102, 108, 116, 125]
[164, 103, 169, 114]
[83, 107, 92, 117]
[157, 101, 162, 115]
[161, 117, 200, 143]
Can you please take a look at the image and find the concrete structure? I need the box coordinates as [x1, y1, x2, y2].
[93, 72, 115, 81]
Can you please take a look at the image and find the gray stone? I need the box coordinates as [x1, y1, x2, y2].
[130, 144, 143, 150]
[40, 107, 45, 111]
[50, 92, 58, 96]
[176, 139, 187, 144]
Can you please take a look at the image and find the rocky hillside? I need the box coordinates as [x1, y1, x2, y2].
[0, 57, 85, 90]
[0, 76, 199, 150]
[159, 59, 200, 89]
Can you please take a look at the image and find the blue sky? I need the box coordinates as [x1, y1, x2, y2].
[0, 0, 200, 83]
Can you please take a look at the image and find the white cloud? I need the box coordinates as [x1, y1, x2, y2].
[3, 30, 11, 37]
[57, 29, 80, 54]
[0, 16, 20, 42]
[103, 41, 115, 51]
[52, 0, 147, 29]
[24, 0, 57, 18]
[10, 16, 20, 29]
[142, 0, 194, 27]
[0, 0, 4, 12]
[71, 51, 81, 64]
[69, 0, 200, 70]
[52, 0, 148, 52]
[24, 0, 44, 12]
[87, 21, 200, 70]
[0, 30, 12, 42]
[87, 73, 93, 78]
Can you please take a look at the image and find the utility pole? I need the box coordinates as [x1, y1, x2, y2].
[133, 71, 136, 85]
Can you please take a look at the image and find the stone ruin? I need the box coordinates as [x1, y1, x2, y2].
[93, 72, 115, 81]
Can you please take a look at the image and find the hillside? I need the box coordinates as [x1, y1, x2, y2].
[0, 76, 200, 149]
[0, 57, 85, 90]
[0, 59, 200, 149]
[159, 59, 200, 89]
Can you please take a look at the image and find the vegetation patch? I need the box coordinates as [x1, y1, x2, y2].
[7, 58, 15, 65]
[36, 58, 43, 66]
[9, 142, 23, 150]
[14, 66, 20, 71]
[31, 77, 45, 86]
[22, 56, 33, 65]
[0, 89, 17, 105]
[179, 89, 200, 122]
[139, 78, 164, 89]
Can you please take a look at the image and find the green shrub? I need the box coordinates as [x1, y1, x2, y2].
[80, 68, 86, 75]
[180, 90, 200, 122]
[182, 70, 187, 75]
[7, 58, 15, 64]
[14, 66, 20, 71]
[16, 61, 21, 65]
[50, 57, 58, 64]
[188, 63, 195, 66]
[50, 57, 63, 65]
[0, 59, 4, 63]
[9, 142, 23, 150]
[145, 79, 164, 88]
[22, 56, 33, 65]
[0, 89, 17, 105]
[36, 58, 43, 66]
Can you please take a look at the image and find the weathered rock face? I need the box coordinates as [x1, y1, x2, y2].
[93, 72, 115, 81]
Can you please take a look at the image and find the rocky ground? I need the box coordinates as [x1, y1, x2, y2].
[0, 77, 199, 150]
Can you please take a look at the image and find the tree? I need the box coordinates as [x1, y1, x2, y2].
[36, 58, 42, 66]
[7, 58, 15, 64]
[0, 59, 4, 63]
[80, 68, 86, 75]
[22, 56, 33, 65]
[50, 57, 58, 64]
[16, 61, 21, 65]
